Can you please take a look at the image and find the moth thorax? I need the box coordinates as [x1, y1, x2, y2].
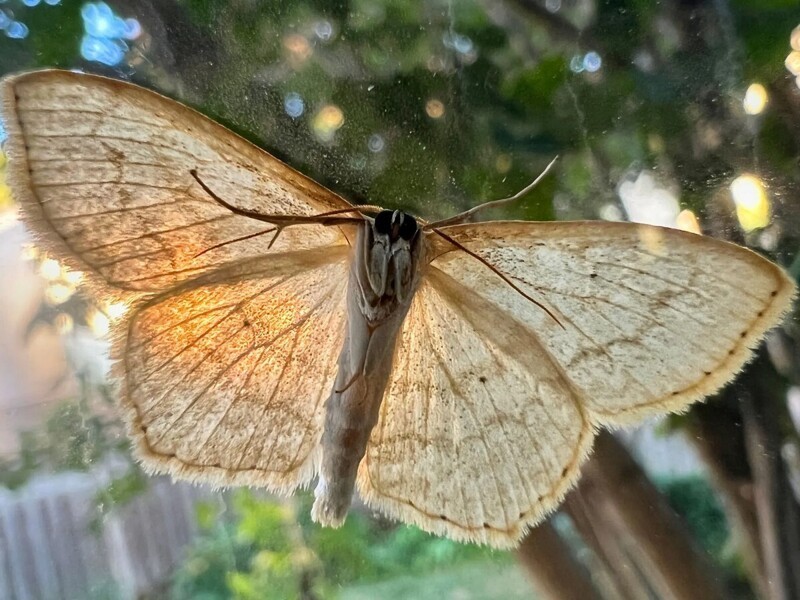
[357, 211, 420, 318]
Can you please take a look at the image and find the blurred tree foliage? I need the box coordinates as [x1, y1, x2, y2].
[171, 489, 504, 600]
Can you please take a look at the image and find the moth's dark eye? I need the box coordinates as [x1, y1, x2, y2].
[399, 214, 417, 241]
[374, 210, 394, 235]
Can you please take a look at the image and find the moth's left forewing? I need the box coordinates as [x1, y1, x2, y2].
[429, 221, 796, 426]
[1, 69, 354, 301]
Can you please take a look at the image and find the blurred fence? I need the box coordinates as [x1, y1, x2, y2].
[0, 469, 210, 600]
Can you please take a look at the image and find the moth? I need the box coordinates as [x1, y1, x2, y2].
[1, 70, 795, 547]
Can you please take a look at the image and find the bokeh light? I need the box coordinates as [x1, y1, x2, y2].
[80, 36, 127, 66]
[786, 51, 800, 76]
[495, 154, 512, 174]
[367, 134, 385, 153]
[284, 33, 313, 64]
[545, 0, 561, 12]
[311, 104, 344, 141]
[105, 302, 128, 320]
[583, 51, 602, 73]
[675, 209, 701, 234]
[63, 269, 84, 286]
[314, 20, 333, 41]
[45, 282, 74, 305]
[425, 99, 445, 119]
[87, 309, 110, 337]
[792, 25, 800, 51]
[6, 21, 29, 39]
[54, 313, 74, 335]
[284, 92, 305, 118]
[39, 258, 62, 281]
[730, 174, 770, 231]
[743, 83, 768, 115]
[0, 149, 13, 229]
[80, 2, 141, 66]
[618, 171, 680, 228]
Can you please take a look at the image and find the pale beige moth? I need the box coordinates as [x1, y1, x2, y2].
[1, 69, 794, 547]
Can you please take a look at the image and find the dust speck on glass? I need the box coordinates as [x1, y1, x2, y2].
[0, 1, 798, 599]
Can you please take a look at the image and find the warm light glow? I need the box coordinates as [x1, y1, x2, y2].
[425, 99, 445, 119]
[63, 269, 84, 285]
[283, 34, 312, 63]
[45, 283, 74, 305]
[675, 209, 701, 234]
[88, 309, 110, 337]
[40, 258, 62, 280]
[1, 150, 13, 224]
[495, 154, 512, 174]
[792, 25, 800, 52]
[730, 174, 770, 231]
[786, 51, 800, 76]
[743, 83, 768, 115]
[106, 302, 128, 320]
[54, 313, 74, 334]
[618, 171, 679, 228]
[312, 105, 344, 141]
[637, 226, 666, 256]
[21, 244, 39, 261]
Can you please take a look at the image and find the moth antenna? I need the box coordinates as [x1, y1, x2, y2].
[424, 156, 559, 229]
[189, 169, 368, 226]
[192, 227, 277, 259]
[431, 227, 565, 330]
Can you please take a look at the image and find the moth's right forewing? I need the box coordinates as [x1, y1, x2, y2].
[121, 246, 351, 492]
[1, 70, 353, 299]
[432, 221, 796, 426]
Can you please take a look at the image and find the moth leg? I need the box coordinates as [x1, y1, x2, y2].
[192, 227, 277, 258]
